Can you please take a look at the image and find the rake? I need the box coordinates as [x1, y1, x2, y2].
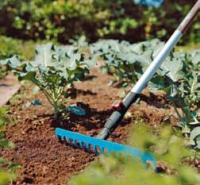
[56, 1, 200, 169]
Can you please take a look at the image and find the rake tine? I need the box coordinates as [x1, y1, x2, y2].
[56, 128, 156, 169]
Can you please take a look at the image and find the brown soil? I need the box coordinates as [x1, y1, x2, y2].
[0, 67, 181, 184]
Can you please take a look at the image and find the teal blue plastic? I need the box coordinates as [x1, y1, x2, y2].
[55, 128, 156, 169]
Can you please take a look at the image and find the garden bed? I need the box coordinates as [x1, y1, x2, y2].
[0, 67, 170, 185]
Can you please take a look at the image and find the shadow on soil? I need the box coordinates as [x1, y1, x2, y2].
[81, 74, 97, 82]
[50, 101, 132, 133]
[67, 88, 97, 99]
[51, 105, 112, 131]
[140, 93, 169, 109]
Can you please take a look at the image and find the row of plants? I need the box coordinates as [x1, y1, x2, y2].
[0, 38, 199, 184]
[90, 38, 200, 148]
[1, 38, 199, 148]
[0, 0, 199, 44]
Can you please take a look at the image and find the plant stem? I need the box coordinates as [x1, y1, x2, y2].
[41, 89, 54, 106]
[171, 101, 186, 124]
[51, 87, 64, 118]
[53, 100, 59, 118]
[32, 80, 65, 118]
[32, 81, 54, 106]
[182, 106, 194, 124]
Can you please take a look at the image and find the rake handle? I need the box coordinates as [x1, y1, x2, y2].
[97, 0, 200, 140]
[178, 0, 200, 34]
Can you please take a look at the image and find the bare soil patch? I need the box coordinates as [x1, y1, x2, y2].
[1, 68, 175, 184]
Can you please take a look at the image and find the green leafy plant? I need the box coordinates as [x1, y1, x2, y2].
[91, 39, 200, 148]
[90, 39, 163, 85]
[0, 43, 89, 118]
[148, 50, 200, 148]
[68, 125, 200, 185]
[0, 107, 17, 184]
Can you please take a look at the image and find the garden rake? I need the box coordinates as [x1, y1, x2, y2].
[56, 0, 200, 168]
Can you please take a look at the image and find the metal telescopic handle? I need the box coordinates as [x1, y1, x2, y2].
[132, 0, 200, 95]
[97, 1, 200, 140]
[178, 0, 200, 34]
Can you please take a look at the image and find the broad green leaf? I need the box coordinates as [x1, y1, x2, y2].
[160, 53, 185, 82]
[190, 126, 200, 149]
[0, 55, 21, 68]
[15, 70, 37, 82]
[34, 43, 54, 67]
[147, 75, 167, 92]
[130, 38, 164, 55]
[190, 50, 200, 66]
[7, 55, 22, 68]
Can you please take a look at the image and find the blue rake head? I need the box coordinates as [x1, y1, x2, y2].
[55, 128, 156, 169]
